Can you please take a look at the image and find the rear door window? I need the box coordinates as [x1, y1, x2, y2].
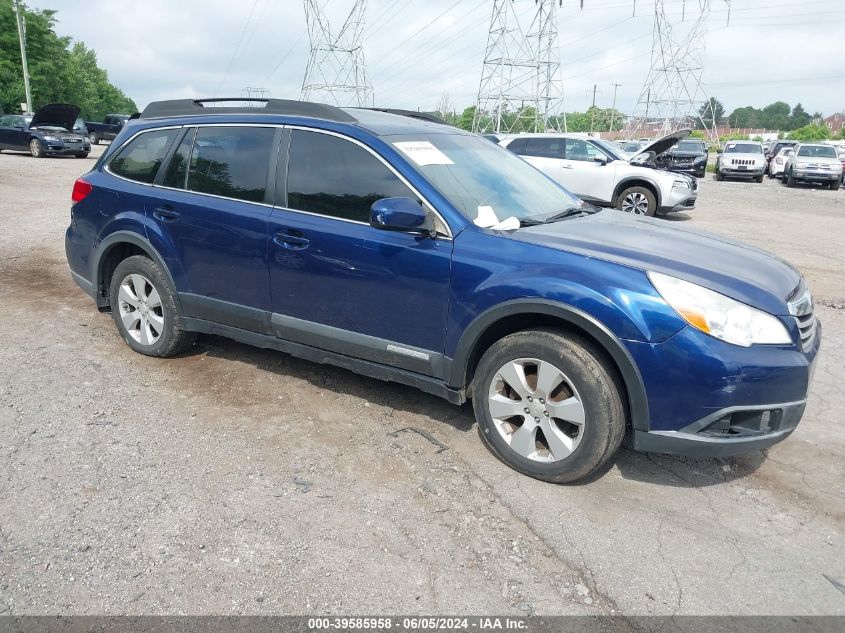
[108, 128, 179, 183]
[522, 138, 564, 159]
[184, 126, 276, 203]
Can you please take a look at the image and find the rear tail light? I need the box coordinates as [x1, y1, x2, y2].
[71, 177, 93, 203]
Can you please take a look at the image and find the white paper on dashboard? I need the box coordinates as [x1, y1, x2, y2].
[473, 206, 520, 230]
[393, 141, 455, 166]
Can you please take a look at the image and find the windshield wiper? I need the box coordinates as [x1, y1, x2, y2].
[541, 206, 591, 223]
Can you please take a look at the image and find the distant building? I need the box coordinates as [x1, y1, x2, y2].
[824, 113, 845, 136]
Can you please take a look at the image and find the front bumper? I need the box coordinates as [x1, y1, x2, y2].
[625, 317, 821, 458]
[44, 140, 91, 155]
[632, 401, 805, 457]
[660, 183, 697, 213]
[720, 166, 765, 177]
[793, 169, 840, 183]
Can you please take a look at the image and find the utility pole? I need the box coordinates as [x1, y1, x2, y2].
[587, 84, 602, 134]
[13, 0, 33, 113]
[610, 83, 621, 133]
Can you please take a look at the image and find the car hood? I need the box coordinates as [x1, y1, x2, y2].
[794, 156, 840, 164]
[632, 129, 692, 161]
[29, 103, 80, 132]
[512, 210, 800, 316]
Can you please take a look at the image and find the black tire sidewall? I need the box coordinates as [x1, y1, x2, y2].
[472, 330, 624, 483]
[109, 255, 184, 357]
[616, 186, 657, 217]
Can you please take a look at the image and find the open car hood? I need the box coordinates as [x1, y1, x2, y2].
[632, 129, 692, 161]
[29, 103, 80, 131]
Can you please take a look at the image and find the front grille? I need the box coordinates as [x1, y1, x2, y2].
[788, 280, 816, 351]
[730, 158, 754, 166]
[62, 137, 81, 143]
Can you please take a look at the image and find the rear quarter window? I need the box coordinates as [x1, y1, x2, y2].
[108, 128, 179, 184]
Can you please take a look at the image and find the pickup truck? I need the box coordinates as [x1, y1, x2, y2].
[84, 114, 130, 144]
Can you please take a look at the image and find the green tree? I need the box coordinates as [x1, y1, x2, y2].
[727, 106, 761, 128]
[788, 103, 811, 130]
[699, 97, 725, 127]
[0, 1, 136, 118]
[759, 101, 791, 131]
[787, 124, 831, 142]
[457, 105, 476, 131]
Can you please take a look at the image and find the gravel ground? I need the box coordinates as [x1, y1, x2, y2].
[0, 145, 843, 616]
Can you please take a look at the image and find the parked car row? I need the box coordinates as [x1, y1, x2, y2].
[64, 98, 820, 483]
[713, 140, 842, 189]
[0, 103, 130, 158]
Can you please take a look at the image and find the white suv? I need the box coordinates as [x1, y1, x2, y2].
[784, 143, 842, 190]
[499, 131, 697, 217]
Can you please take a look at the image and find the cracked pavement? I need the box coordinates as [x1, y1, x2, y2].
[0, 147, 843, 615]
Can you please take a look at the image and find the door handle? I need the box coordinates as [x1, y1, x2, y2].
[274, 230, 310, 250]
[561, 164, 573, 169]
[153, 207, 180, 222]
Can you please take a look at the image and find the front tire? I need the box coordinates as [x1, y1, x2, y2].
[616, 186, 657, 217]
[471, 330, 626, 483]
[109, 255, 197, 357]
[75, 152, 89, 158]
[715, 169, 724, 181]
[831, 179, 840, 191]
[89, 132, 99, 145]
[29, 138, 44, 158]
[786, 170, 796, 188]
[755, 175, 764, 183]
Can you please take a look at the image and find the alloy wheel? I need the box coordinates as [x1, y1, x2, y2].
[621, 192, 649, 215]
[117, 274, 164, 346]
[487, 358, 586, 463]
[29, 139, 41, 158]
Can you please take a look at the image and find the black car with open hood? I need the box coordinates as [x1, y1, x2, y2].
[654, 137, 709, 178]
[0, 103, 91, 158]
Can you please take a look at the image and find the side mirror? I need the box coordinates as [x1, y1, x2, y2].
[370, 197, 435, 238]
[593, 154, 609, 166]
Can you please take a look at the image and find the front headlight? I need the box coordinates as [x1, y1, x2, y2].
[672, 179, 690, 189]
[43, 135, 59, 142]
[648, 272, 791, 347]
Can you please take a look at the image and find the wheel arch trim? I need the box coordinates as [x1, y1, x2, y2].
[92, 231, 181, 312]
[613, 176, 663, 208]
[450, 298, 650, 431]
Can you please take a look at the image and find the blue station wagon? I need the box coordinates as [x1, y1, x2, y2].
[65, 99, 820, 482]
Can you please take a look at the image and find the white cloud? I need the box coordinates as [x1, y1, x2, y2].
[28, 0, 845, 116]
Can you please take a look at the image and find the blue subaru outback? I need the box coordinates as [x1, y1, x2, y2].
[65, 99, 820, 482]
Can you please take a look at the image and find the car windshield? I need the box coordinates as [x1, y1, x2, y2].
[797, 145, 837, 158]
[674, 140, 705, 152]
[389, 133, 585, 225]
[724, 143, 762, 154]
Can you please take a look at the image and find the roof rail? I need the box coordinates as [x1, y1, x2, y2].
[139, 98, 358, 123]
[365, 108, 450, 126]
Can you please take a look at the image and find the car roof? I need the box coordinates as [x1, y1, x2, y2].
[136, 98, 466, 138]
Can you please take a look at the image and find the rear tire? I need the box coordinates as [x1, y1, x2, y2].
[109, 255, 197, 358]
[615, 186, 657, 217]
[471, 329, 626, 484]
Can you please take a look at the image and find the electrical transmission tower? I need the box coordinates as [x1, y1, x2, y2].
[301, 0, 372, 107]
[473, 0, 565, 134]
[626, 1, 728, 141]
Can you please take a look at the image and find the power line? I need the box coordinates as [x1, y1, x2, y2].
[214, 0, 261, 97]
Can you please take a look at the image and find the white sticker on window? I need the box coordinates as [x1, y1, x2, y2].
[393, 141, 454, 166]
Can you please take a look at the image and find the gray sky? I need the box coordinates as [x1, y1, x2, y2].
[28, 0, 845, 116]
